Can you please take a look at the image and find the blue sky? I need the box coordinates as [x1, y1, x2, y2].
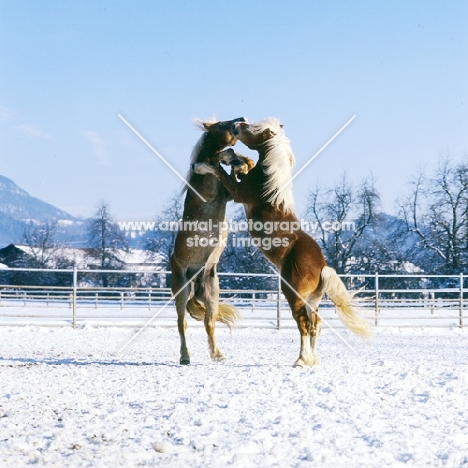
[1, 1, 467, 220]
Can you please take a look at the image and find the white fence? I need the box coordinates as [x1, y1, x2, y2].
[0, 268, 466, 328]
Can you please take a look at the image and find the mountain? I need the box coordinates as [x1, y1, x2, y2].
[0, 175, 87, 247]
[0, 174, 75, 221]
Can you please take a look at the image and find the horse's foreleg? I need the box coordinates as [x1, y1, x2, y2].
[174, 281, 191, 365]
[201, 266, 225, 361]
[192, 163, 246, 203]
[192, 162, 216, 175]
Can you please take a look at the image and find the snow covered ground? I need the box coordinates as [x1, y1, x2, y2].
[0, 324, 467, 467]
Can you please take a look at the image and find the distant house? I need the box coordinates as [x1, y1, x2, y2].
[0, 244, 31, 267]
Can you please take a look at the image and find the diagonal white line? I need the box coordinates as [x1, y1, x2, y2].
[277, 114, 356, 194]
[118, 114, 207, 202]
[269, 266, 357, 352]
[117, 265, 205, 354]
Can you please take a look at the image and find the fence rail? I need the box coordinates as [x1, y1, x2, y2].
[0, 267, 466, 328]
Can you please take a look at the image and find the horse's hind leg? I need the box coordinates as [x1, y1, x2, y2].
[201, 264, 224, 361]
[173, 273, 192, 365]
[290, 304, 315, 367]
[306, 292, 323, 365]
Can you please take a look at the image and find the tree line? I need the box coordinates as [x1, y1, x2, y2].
[2, 156, 467, 289]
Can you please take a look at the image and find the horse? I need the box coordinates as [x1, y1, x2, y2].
[171, 117, 254, 365]
[193, 117, 370, 367]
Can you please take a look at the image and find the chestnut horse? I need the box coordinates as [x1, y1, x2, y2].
[194, 118, 370, 366]
[171, 117, 253, 365]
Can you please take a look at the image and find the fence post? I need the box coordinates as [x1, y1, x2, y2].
[460, 273, 464, 328]
[72, 267, 77, 329]
[375, 272, 379, 327]
[277, 275, 281, 330]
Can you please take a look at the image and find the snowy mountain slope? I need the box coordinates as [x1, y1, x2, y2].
[0, 175, 86, 246]
[0, 174, 75, 221]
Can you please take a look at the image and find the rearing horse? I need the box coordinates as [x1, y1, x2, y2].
[171, 117, 253, 365]
[194, 118, 370, 367]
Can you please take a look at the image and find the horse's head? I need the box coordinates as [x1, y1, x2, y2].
[218, 148, 255, 181]
[201, 117, 247, 150]
[232, 120, 282, 150]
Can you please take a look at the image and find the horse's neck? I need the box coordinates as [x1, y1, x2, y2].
[256, 146, 269, 163]
[186, 133, 227, 206]
[193, 133, 219, 163]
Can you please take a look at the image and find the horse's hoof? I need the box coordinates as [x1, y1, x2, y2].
[293, 357, 308, 368]
[293, 357, 318, 367]
[211, 353, 225, 362]
[180, 358, 190, 365]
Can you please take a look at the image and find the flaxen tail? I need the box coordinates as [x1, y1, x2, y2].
[186, 297, 240, 331]
[320, 266, 371, 339]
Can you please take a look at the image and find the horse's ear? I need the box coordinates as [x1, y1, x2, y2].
[280, 124, 284, 129]
[262, 128, 276, 141]
[203, 122, 214, 130]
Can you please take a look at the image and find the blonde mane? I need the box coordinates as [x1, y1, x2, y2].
[249, 118, 295, 213]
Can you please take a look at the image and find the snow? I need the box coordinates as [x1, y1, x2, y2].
[1, 324, 467, 467]
[57, 220, 81, 227]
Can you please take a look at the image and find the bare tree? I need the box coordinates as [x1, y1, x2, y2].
[87, 202, 128, 286]
[305, 174, 381, 273]
[21, 220, 60, 268]
[399, 157, 468, 273]
[144, 193, 184, 270]
[14, 220, 76, 286]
